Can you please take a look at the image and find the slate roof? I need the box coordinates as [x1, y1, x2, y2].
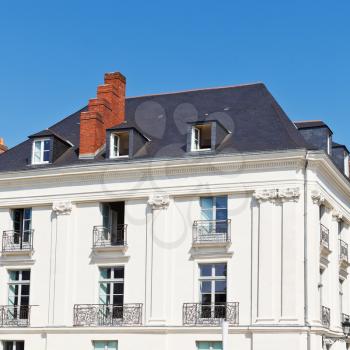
[0, 83, 316, 172]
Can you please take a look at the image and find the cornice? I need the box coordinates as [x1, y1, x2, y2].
[0, 150, 307, 189]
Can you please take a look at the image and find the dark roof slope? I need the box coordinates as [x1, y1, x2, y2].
[0, 83, 310, 172]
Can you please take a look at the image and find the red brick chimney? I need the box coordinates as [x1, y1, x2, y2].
[79, 72, 126, 158]
[0, 138, 8, 154]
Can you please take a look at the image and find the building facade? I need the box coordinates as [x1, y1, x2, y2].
[0, 72, 349, 350]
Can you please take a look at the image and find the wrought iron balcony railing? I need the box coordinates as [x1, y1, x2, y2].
[342, 313, 350, 323]
[183, 302, 239, 326]
[320, 224, 329, 249]
[0, 305, 33, 327]
[92, 225, 127, 248]
[321, 306, 330, 328]
[339, 239, 348, 262]
[193, 220, 231, 245]
[73, 303, 143, 327]
[2, 230, 34, 253]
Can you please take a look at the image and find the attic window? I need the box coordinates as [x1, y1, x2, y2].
[32, 139, 51, 164]
[191, 124, 212, 151]
[111, 132, 129, 158]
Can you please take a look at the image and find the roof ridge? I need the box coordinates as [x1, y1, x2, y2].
[126, 82, 264, 99]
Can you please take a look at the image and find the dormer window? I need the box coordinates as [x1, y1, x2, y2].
[191, 124, 212, 151]
[110, 132, 129, 158]
[32, 139, 51, 164]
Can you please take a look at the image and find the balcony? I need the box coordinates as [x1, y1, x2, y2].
[320, 224, 331, 257]
[92, 225, 127, 252]
[2, 230, 34, 255]
[192, 220, 231, 247]
[321, 306, 330, 328]
[73, 303, 143, 327]
[183, 302, 239, 326]
[0, 305, 33, 327]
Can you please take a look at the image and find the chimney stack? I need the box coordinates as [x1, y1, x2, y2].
[79, 72, 126, 158]
[0, 138, 8, 154]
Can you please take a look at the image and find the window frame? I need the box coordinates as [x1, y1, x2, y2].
[191, 124, 212, 152]
[31, 138, 51, 165]
[110, 132, 129, 159]
[98, 266, 124, 307]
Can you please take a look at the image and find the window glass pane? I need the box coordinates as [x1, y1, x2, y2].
[100, 268, 111, 279]
[200, 198, 213, 210]
[16, 342, 25, 350]
[107, 341, 118, 350]
[215, 196, 227, 209]
[201, 294, 211, 304]
[216, 209, 227, 221]
[94, 342, 105, 350]
[215, 264, 226, 277]
[114, 267, 124, 279]
[24, 209, 32, 220]
[212, 342, 223, 350]
[9, 271, 20, 281]
[43, 150, 50, 162]
[197, 342, 210, 350]
[113, 295, 123, 305]
[44, 140, 51, 151]
[200, 281, 212, 294]
[215, 281, 227, 293]
[34, 141, 42, 162]
[113, 283, 124, 294]
[200, 265, 212, 277]
[22, 271, 31, 281]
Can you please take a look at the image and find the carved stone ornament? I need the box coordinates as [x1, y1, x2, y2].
[253, 187, 300, 203]
[52, 201, 73, 215]
[311, 190, 326, 205]
[332, 210, 343, 222]
[148, 194, 170, 210]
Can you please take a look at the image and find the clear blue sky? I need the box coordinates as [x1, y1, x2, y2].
[1, 0, 349, 148]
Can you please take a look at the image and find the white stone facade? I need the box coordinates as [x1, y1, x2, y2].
[0, 149, 349, 350]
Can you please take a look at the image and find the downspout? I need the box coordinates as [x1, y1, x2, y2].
[303, 150, 311, 350]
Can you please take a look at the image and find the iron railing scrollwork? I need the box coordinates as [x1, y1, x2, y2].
[193, 220, 231, 244]
[2, 230, 34, 253]
[73, 303, 142, 327]
[321, 306, 330, 328]
[183, 302, 239, 326]
[0, 305, 33, 327]
[339, 239, 348, 262]
[320, 225, 329, 249]
[92, 225, 127, 248]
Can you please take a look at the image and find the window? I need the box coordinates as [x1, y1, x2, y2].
[94, 341, 118, 350]
[99, 267, 124, 319]
[11, 208, 32, 248]
[340, 279, 344, 317]
[197, 341, 223, 350]
[3, 341, 24, 350]
[100, 202, 125, 245]
[191, 124, 211, 151]
[8, 270, 30, 320]
[199, 263, 227, 318]
[200, 196, 228, 234]
[32, 139, 51, 164]
[110, 132, 129, 158]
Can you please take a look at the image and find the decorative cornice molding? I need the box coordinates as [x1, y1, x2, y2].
[52, 201, 72, 215]
[148, 194, 170, 210]
[253, 187, 300, 203]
